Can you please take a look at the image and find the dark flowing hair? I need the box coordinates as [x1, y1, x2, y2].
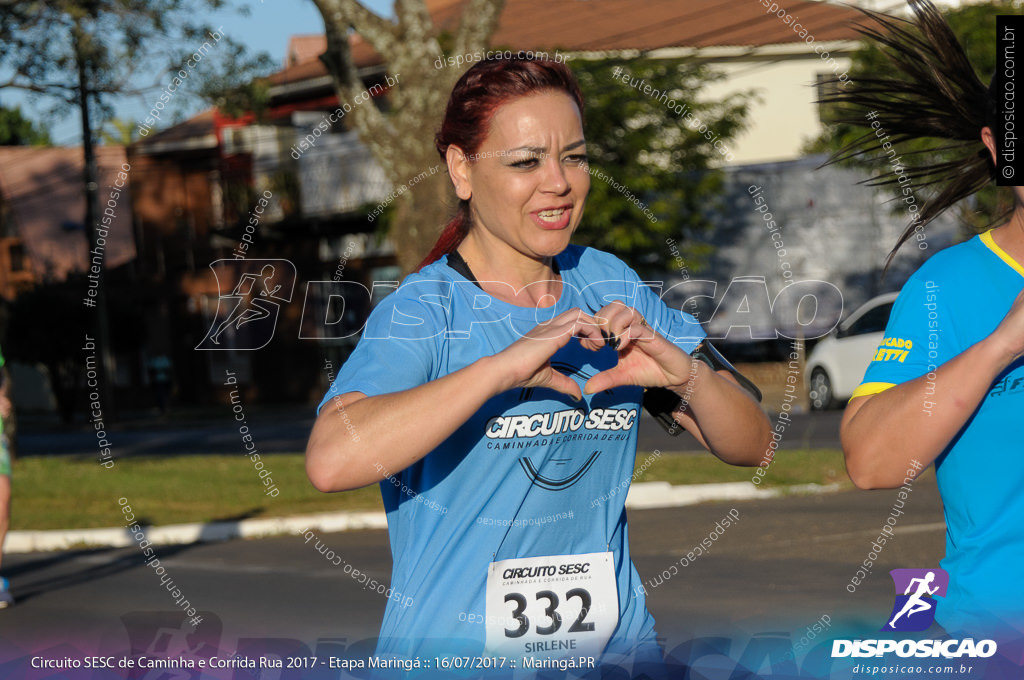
[416, 56, 585, 271]
[819, 0, 1002, 267]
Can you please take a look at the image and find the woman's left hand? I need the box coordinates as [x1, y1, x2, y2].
[582, 301, 697, 394]
[582, 301, 771, 465]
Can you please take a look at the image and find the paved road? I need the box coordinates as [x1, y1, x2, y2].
[19, 409, 844, 458]
[0, 474, 946, 670]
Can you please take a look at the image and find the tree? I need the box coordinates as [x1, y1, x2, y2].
[572, 57, 752, 273]
[311, 0, 505, 273]
[807, 0, 1019, 236]
[100, 117, 135, 146]
[0, 105, 51, 145]
[0, 1, 274, 128]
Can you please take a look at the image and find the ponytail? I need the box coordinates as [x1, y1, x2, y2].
[818, 0, 1003, 268]
[417, 201, 471, 271]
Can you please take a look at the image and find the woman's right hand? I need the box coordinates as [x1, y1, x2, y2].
[494, 308, 604, 401]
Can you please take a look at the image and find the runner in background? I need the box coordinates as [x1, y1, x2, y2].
[0, 347, 14, 608]
[147, 354, 172, 415]
[823, 0, 1024, 641]
[306, 56, 771, 676]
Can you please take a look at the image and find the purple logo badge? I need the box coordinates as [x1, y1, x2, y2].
[883, 568, 949, 632]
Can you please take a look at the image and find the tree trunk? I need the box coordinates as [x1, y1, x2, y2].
[313, 0, 505, 273]
[390, 170, 456, 272]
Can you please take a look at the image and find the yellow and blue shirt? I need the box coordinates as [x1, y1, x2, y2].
[853, 231, 1024, 637]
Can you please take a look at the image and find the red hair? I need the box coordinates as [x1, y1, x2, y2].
[417, 56, 585, 270]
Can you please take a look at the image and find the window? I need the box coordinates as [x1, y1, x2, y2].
[845, 303, 894, 337]
[8, 242, 25, 272]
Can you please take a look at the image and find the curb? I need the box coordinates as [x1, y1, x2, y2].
[4, 481, 843, 554]
[5, 511, 388, 555]
[623, 481, 842, 510]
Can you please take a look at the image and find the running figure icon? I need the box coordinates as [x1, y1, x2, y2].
[889, 571, 939, 628]
[196, 259, 296, 351]
[210, 264, 281, 345]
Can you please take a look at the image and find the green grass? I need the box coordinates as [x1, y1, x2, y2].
[9, 449, 847, 531]
[11, 454, 382, 531]
[633, 448, 849, 488]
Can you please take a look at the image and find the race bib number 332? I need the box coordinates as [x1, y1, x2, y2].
[485, 552, 618, 658]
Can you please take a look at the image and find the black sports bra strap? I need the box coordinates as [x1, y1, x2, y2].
[447, 250, 560, 289]
[447, 251, 481, 288]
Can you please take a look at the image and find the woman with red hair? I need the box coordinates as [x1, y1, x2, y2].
[306, 56, 770, 674]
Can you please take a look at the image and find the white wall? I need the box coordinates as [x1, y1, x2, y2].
[701, 50, 853, 165]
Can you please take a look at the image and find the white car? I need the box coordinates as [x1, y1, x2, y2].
[806, 292, 899, 410]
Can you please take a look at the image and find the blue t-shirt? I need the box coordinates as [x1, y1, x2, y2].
[318, 245, 705, 662]
[853, 232, 1024, 637]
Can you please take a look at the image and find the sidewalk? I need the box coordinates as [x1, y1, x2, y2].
[4, 480, 842, 554]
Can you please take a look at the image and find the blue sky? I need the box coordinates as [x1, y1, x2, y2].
[4, 0, 393, 146]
